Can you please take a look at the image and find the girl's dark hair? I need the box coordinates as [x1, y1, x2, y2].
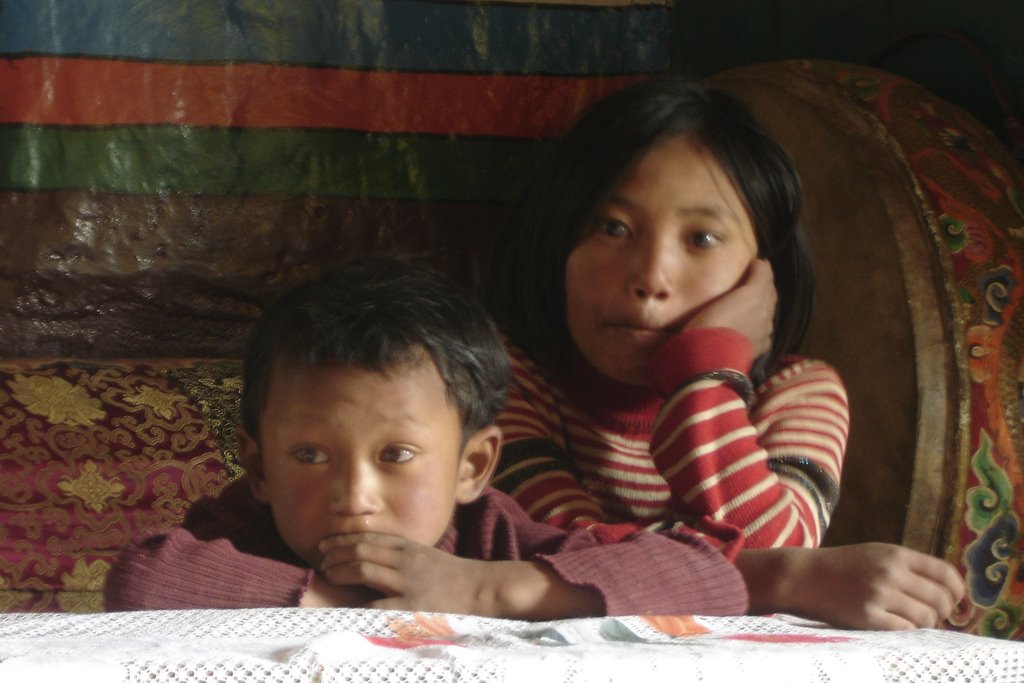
[483, 78, 812, 384]
[242, 257, 510, 443]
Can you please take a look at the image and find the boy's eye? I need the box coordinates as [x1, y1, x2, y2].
[292, 447, 328, 464]
[380, 447, 416, 464]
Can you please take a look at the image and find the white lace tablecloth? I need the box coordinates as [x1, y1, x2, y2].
[0, 608, 1022, 682]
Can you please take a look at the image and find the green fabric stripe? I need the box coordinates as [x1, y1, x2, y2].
[0, 125, 544, 201]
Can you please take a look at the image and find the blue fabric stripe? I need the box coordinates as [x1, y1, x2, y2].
[0, 0, 670, 74]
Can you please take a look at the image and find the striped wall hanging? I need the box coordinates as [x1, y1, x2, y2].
[0, 0, 673, 357]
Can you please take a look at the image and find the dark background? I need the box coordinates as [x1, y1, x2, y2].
[672, 0, 1024, 159]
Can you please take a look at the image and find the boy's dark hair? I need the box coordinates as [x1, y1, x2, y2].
[241, 257, 510, 443]
[484, 78, 812, 384]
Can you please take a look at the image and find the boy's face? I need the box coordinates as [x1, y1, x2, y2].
[240, 358, 494, 570]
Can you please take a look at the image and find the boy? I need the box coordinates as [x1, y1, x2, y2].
[104, 257, 746, 618]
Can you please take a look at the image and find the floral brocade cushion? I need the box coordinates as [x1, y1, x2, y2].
[0, 359, 243, 612]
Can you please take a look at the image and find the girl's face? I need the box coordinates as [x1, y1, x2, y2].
[565, 135, 758, 386]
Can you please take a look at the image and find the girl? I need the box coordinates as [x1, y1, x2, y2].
[484, 78, 964, 630]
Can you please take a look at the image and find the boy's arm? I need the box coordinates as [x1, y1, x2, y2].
[106, 482, 371, 611]
[316, 535, 603, 619]
[316, 489, 748, 619]
[737, 543, 966, 629]
[104, 527, 313, 610]
[527, 525, 748, 617]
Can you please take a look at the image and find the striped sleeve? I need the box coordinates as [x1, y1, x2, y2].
[492, 344, 605, 529]
[650, 328, 849, 549]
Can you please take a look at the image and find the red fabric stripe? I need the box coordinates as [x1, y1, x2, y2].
[523, 480, 602, 528]
[577, 469, 668, 493]
[757, 391, 849, 425]
[507, 471, 583, 506]
[592, 495, 667, 512]
[0, 56, 644, 137]
[573, 451, 665, 479]
[763, 430, 847, 454]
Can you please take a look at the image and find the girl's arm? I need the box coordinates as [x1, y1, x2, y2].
[650, 327, 849, 548]
[738, 544, 965, 630]
[493, 358, 744, 555]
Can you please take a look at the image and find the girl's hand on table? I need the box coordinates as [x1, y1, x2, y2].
[740, 543, 966, 630]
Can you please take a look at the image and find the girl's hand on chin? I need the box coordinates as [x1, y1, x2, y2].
[684, 259, 777, 357]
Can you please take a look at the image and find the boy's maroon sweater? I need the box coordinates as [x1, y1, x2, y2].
[104, 480, 747, 616]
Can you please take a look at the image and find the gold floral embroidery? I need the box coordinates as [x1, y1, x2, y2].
[57, 462, 125, 512]
[0, 360, 238, 613]
[123, 385, 182, 420]
[165, 362, 245, 479]
[0, 578, 33, 613]
[56, 591, 104, 614]
[61, 558, 111, 591]
[8, 374, 106, 427]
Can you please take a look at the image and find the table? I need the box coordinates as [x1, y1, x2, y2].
[1, 608, 1022, 682]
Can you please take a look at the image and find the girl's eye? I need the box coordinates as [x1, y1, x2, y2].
[380, 447, 416, 464]
[292, 447, 328, 464]
[686, 230, 719, 248]
[598, 219, 630, 238]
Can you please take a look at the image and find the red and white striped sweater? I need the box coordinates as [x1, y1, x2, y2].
[492, 328, 849, 553]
